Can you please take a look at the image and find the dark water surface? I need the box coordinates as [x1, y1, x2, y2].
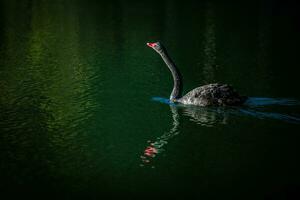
[1, 0, 300, 199]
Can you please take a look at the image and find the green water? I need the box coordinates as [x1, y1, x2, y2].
[1, 0, 300, 199]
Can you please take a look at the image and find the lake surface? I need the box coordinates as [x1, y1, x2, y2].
[1, 0, 300, 199]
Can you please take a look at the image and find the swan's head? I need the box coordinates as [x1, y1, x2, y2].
[147, 42, 163, 53]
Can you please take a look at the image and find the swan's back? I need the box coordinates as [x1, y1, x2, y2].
[176, 83, 247, 106]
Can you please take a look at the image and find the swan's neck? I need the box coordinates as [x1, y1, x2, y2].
[160, 50, 182, 100]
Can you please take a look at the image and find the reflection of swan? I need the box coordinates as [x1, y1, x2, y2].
[152, 97, 230, 127]
[140, 105, 179, 167]
[141, 97, 300, 167]
[140, 96, 300, 167]
[147, 42, 247, 106]
[140, 102, 229, 167]
[182, 106, 229, 127]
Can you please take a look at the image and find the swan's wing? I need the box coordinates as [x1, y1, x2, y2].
[177, 83, 246, 106]
[177, 84, 219, 106]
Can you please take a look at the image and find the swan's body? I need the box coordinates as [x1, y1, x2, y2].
[147, 42, 247, 106]
[175, 83, 247, 106]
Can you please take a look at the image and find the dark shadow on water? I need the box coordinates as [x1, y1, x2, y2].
[140, 96, 300, 167]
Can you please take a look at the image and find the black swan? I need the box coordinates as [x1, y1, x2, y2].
[147, 42, 247, 106]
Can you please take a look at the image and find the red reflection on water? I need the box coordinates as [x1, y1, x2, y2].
[144, 146, 158, 157]
[140, 140, 161, 167]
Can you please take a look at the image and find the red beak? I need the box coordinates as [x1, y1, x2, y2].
[147, 42, 157, 48]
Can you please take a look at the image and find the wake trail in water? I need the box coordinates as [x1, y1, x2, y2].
[245, 97, 300, 107]
[238, 109, 300, 124]
[152, 96, 300, 124]
[242, 97, 300, 124]
[151, 97, 175, 105]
